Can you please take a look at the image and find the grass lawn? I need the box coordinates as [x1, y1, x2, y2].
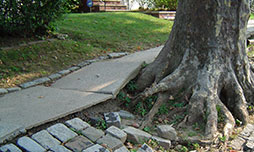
[0, 12, 173, 88]
[251, 13, 254, 20]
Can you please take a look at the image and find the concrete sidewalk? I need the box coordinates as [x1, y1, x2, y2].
[0, 46, 162, 143]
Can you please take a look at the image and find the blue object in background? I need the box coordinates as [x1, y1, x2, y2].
[87, 0, 93, 8]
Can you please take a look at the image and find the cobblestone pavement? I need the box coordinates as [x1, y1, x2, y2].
[0, 117, 171, 152]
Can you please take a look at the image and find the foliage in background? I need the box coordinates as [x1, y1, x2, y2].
[65, 0, 82, 13]
[0, 0, 66, 36]
[153, 0, 178, 10]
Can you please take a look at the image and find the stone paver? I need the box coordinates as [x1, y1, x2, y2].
[65, 136, 94, 152]
[115, 146, 130, 152]
[81, 127, 104, 142]
[108, 52, 128, 59]
[19, 77, 50, 89]
[82, 144, 110, 152]
[50, 145, 72, 152]
[17, 136, 46, 152]
[65, 118, 90, 131]
[106, 126, 127, 143]
[104, 112, 121, 128]
[123, 127, 152, 144]
[0, 88, 8, 95]
[77, 61, 90, 68]
[157, 125, 178, 140]
[58, 70, 71, 75]
[48, 74, 62, 80]
[47, 123, 77, 143]
[137, 143, 154, 152]
[96, 134, 124, 151]
[118, 110, 135, 119]
[151, 136, 171, 149]
[6, 87, 21, 93]
[32, 130, 61, 150]
[68, 66, 80, 72]
[0, 143, 22, 152]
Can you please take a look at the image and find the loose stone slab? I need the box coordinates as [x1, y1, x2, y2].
[50, 145, 72, 152]
[106, 126, 127, 143]
[123, 127, 152, 144]
[6, 87, 21, 93]
[0, 88, 8, 95]
[58, 70, 71, 76]
[32, 130, 61, 150]
[65, 136, 93, 152]
[151, 136, 171, 149]
[137, 143, 154, 152]
[96, 134, 124, 151]
[118, 110, 135, 119]
[19, 77, 50, 89]
[157, 125, 178, 140]
[65, 118, 90, 131]
[0, 144, 22, 152]
[17, 136, 46, 152]
[0, 86, 111, 141]
[47, 123, 77, 143]
[115, 146, 130, 152]
[82, 144, 110, 152]
[48, 73, 62, 80]
[81, 127, 104, 142]
[104, 112, 121, 128]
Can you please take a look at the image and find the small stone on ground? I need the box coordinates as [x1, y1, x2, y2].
[48, 73, 62, 80]
[151, 136, 171, 149]
[65, 118, 90, 131]
[137, 143, 154, 152]
[47, 123, 77, 143]
[17, 136, 46, 152]
[114, 146, 130, 152]
[65, 136, 94, 152]
[0, 144, 22, 152]
[7, 87, 21, 93]
[58, 70, 71, 76]
[81, 127, 104, 142]
[0, 88, 8, 95]
[82, 144, 110, 152]
[123, 127, 152, 144]
[32, 130, 61, 150]
[118, 110, 135, 119]
[96, 134, 123, 151]
[104, 112, 121, 128]
[50, 145, 72, 152]
[157, 125, 178, 140]
[106, 126, 127, 143]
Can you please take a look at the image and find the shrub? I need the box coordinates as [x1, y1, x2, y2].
[153, 0, 178, 10]
[0, 0, 66, 36]
[65, 0, 81, 13]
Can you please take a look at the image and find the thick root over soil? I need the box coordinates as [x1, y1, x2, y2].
[134, 48, 254, 140]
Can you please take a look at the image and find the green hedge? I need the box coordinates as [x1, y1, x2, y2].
[153, 0, 178, 10]
[0, 0, 66, 36]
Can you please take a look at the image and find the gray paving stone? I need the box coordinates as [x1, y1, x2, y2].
[77, 61, 90, 67]
[245, 140, 254, 150]
[82, 144, 110, 152]
[114, 146, 130, 152]
[137, 143, 154, 152]
[104, 112, 121, 128]
[0, 144, 22, 152]
[47, 123, 77, 143]
[0, 88, 8, 95]
[106, 126, 127, 143]
[118, 110, 135, 119]
[58, 70, 71, 75]
[32, 130, 61, 150]
[65, 136, 94, 152]
[6, 87, 21, 93]
[157, 125, 178, 140]
[65, 118, 90, 131]
[17, 136, 46, 152]
[229, 136, 246, 150]
[123, 127, 152, 144]
[50, 145, 72, 152]
[48, 73, 62, 80]
[240, 124, 254, 138]
[151, 136, 171, 149]
[96, 134, 123, 151]
[68, 66, 80, 72]
[108, 52, 128, 59]
[81, 127, 104, 142]
[19, 77, 50, 89]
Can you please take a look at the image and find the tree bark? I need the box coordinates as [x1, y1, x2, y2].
[136, 0, 254, 139]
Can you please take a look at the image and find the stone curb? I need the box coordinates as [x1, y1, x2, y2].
[0, 52, 129, 96]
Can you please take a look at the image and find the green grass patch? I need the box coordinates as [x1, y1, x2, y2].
[250, 13, 254, 20]
[0, 12, 173, 88]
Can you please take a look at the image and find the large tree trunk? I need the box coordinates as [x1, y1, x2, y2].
[134, 0, 254, 139]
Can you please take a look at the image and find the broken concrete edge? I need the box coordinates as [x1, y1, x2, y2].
[0, 51, 134, 96]
[0, 95, 113, 145]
